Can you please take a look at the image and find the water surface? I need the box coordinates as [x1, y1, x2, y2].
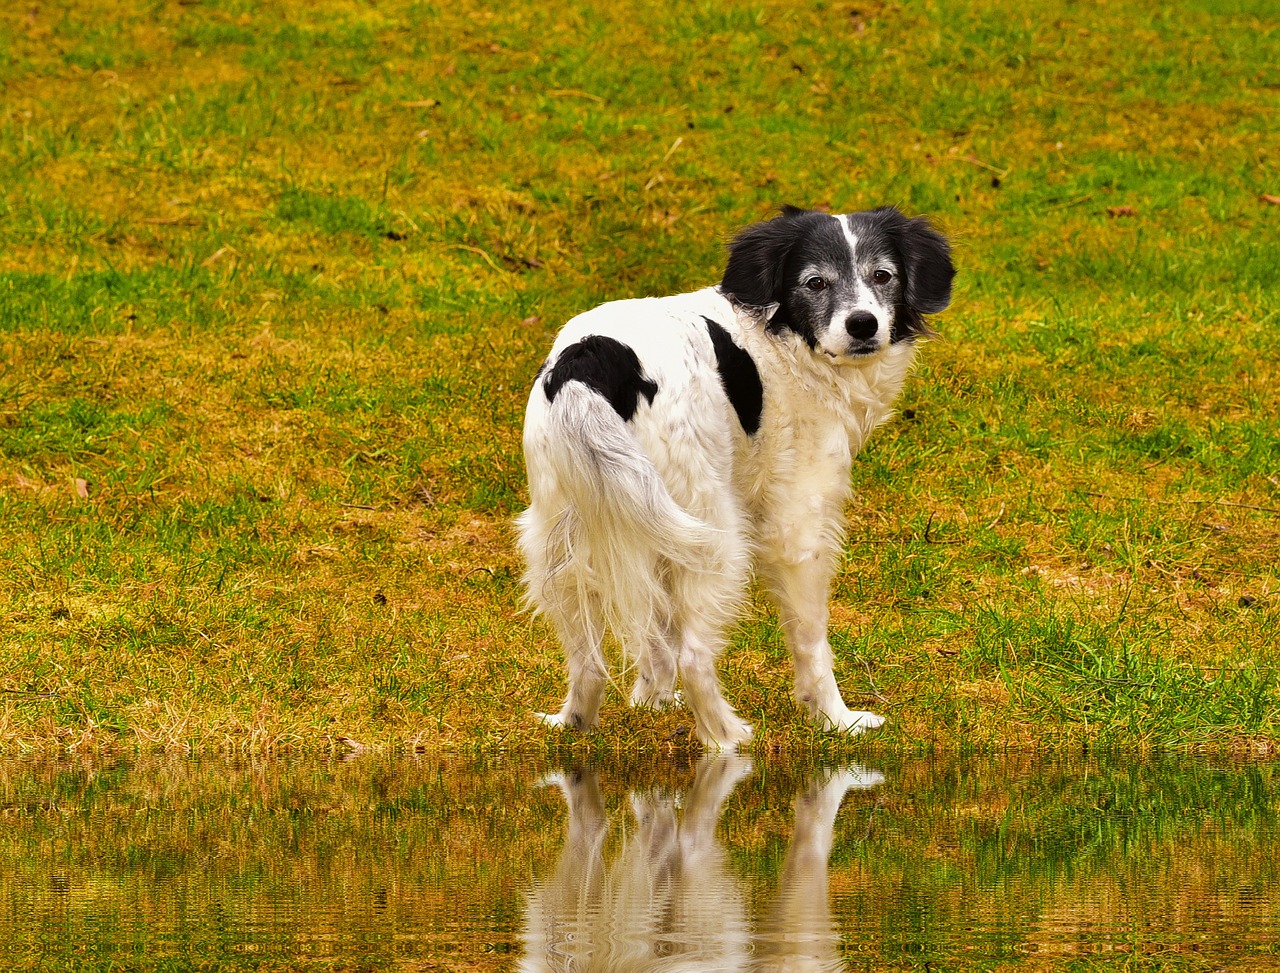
[2, 752, 1276, 970]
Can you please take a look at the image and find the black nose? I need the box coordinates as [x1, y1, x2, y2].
[845, 311, 879, 340]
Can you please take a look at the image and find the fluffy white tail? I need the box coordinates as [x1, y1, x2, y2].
[519, 382, 718, 662]
[542, 383, 716, 555]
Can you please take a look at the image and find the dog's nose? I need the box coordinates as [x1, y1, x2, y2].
[845, 311, 879, 339]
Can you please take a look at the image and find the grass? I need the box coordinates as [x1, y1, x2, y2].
[0, 0, 1277, 755]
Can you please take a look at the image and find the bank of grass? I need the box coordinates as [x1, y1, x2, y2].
[0, 0, 1276, 755]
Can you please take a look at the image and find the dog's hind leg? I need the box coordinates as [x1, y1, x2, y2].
[539, 624, 607, 732]
[678, 624, 753, 749]
[665, 526, 753, 748]
[520, 503, 609, 732]
[630, 614, 681, 710]
[536, 586, 609, 732]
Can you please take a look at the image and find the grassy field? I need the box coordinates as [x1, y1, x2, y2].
[0, 0, 1277, 756]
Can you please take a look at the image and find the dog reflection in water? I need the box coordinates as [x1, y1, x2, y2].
[520, 757, 882, 972]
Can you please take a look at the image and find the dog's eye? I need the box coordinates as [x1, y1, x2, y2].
[872, 269, 894, 285]
[804, 276, 827, 292]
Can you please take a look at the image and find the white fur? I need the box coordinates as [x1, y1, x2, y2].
[518, 215, 934, 749]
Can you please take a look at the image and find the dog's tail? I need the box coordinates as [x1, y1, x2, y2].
[537, 381, 719, 561]
[520, 381, 721, 652]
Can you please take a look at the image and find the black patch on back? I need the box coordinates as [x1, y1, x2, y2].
[703, 317, 763, 436]
[542, 334, 658, 422]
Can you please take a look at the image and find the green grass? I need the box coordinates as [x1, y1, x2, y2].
[0, 0, 1277, 755]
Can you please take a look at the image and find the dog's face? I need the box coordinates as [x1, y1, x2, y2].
[720, 205, 954, 362]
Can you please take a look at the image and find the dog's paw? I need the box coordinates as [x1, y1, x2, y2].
[535, 710, 588, 731]
[631, 687, 684, 710]
[820, 708, 886, 735]
[697, 716, 754, 751]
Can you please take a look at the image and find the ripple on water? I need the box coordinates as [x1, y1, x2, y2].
[0, 753, 1276, 970]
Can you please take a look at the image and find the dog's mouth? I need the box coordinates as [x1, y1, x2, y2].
[823, 342, 882, 363]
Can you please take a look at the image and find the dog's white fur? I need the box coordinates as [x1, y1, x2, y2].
[518, 207, 953, 748]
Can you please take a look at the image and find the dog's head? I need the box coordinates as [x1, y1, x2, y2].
[720, 205, 954, 362]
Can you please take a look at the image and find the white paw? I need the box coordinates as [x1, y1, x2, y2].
[820, 708, 886, 734]
[535, 710, 591, 731]
[536, 707, 599, 731]
[697, 717, 754, 751]
[631, 688, 684, 710]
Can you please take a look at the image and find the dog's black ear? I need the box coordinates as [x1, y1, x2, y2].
[897, 212, 954, 315]
[720, 207, 810, 309]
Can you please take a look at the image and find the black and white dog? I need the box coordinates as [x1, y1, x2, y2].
[518, 206, 954, 748]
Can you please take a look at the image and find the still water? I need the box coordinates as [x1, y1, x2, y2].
[1, 752, 1276, 971]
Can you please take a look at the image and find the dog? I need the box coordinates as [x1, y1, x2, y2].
[517, 205, 954, 748]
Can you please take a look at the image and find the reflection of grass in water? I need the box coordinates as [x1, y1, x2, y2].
[832, 755, 1280, 968]
[0, 0, 1277, 754]
[0, 755, 1275, 969]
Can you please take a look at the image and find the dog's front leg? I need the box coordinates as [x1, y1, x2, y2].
[762, 552, 885, 734]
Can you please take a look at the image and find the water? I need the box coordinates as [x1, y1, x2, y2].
[1, 752, 1276, 970]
